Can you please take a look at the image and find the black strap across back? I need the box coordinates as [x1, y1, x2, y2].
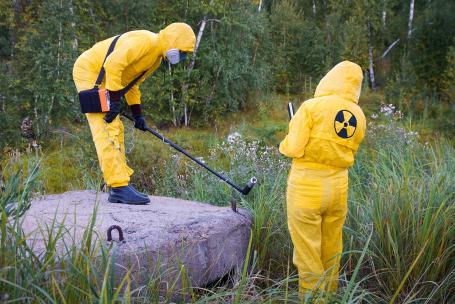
[94, 35, 146, 96]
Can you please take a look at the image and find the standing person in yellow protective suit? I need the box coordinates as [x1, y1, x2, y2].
[280, 61, 366, 293]
[73, 23, 196, 205]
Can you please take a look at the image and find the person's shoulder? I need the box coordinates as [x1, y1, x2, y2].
[301, 98, 319, 107]
[124, 29, 154, 35]
[351, 102, 365, 116]
[122, 30, 157, 47]
[123, 30, 156, 40]
[304, 95, 332, 109]
[347, 102, 366, 127]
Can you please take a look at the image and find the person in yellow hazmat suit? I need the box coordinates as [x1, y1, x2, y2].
[279, 61, 366, 293]
[73, 23, 196, 205]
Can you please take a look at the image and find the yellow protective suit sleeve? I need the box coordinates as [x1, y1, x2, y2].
[279, 103, 313, 158]
[124, 75, 146, 106]
[104, 36, 152, 92]
[123, 60, 161, 105]
[124, 84, 141, 106]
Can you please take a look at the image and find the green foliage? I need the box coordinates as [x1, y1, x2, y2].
[0, 160, 40, 220]
[0, 0, 454, 148]
[408, 0, 455, 91]
[14, 0, 80, 137]
[442, 42, 455, 103]
[270, 0, 327, 93]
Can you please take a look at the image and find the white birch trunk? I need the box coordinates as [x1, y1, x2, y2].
[171, 102, 176, 127]
[34, 96, 39, 136]
[69, 0, 78, 50]
[407, 0, 415, 38]
[182, 17, 207, 127]
[44, 0, 62, 130]
[188, 18, 207, 75]
[381, 38, 400, 59]
[168, 62, 177, 127]
[312, 0, 316, 16]
[368, 20, 377, 90]
[184, 105, 188, 127]
[258, 0, 262, 12]
[56, 5, 62, 78]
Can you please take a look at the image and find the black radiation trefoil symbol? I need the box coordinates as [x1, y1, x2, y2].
[334, 110, 357, 138]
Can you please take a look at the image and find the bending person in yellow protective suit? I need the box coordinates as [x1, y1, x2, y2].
[280, 61, 366, 293]
[73, 23, 196, 204]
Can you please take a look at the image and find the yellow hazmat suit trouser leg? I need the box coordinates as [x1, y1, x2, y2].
[73, 62, 134, 187]
[85, 113, 134, 187]
[286, 165, 348, 293]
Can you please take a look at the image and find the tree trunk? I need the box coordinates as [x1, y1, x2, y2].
[407, 0, 415, 38]
[34, 96, 39, 136]
[171, 101, 176, 127]
[382, 38, 400, 59]
[312, 0, 316, 16]
[56, 1, 62, 78]
[181, 17, 207, 127]
[69, 0, 78, 51]
[167, 62, 177, 127]
[188, 18, 206, 75]
[258, 0, 262, 12]
[368, 20, 377, 90]
[43, 0, 62, 131]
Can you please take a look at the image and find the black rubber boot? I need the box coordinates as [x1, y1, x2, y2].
[108, 186, 150, 205]
[127, 184, 148, 198]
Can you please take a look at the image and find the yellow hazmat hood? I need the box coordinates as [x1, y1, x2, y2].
[158, 23, 196, 56]
[314, 61, 363, 103]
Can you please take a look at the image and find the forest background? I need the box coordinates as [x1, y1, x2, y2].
[0, 0, 454, 145]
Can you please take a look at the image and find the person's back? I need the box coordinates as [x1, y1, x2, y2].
[280, 61, 366, 169]
[74, 30, 161, 94]
[280, 61, 366, 293]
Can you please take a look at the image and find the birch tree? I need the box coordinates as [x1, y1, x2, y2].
[407, 0, 415, 38]
[367, 19, 377, 90]
[181, 17, 208, 127]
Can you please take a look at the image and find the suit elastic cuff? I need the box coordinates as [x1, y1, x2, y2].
[108, 90, 122, 102]
[130, 104, 142, 117]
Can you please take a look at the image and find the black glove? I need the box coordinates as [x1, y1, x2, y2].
[134, 115, 147, 131]
[104, 100, 121, 123]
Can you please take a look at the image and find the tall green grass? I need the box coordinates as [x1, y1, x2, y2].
[347, 134, 455, 303]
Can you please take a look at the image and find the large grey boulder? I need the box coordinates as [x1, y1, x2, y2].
[22, 190, 252, 292]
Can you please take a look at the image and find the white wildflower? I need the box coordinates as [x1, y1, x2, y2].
[380, 103, 396, 117]
[393, 110, 403, 120]
[227, 132, 242, 144]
